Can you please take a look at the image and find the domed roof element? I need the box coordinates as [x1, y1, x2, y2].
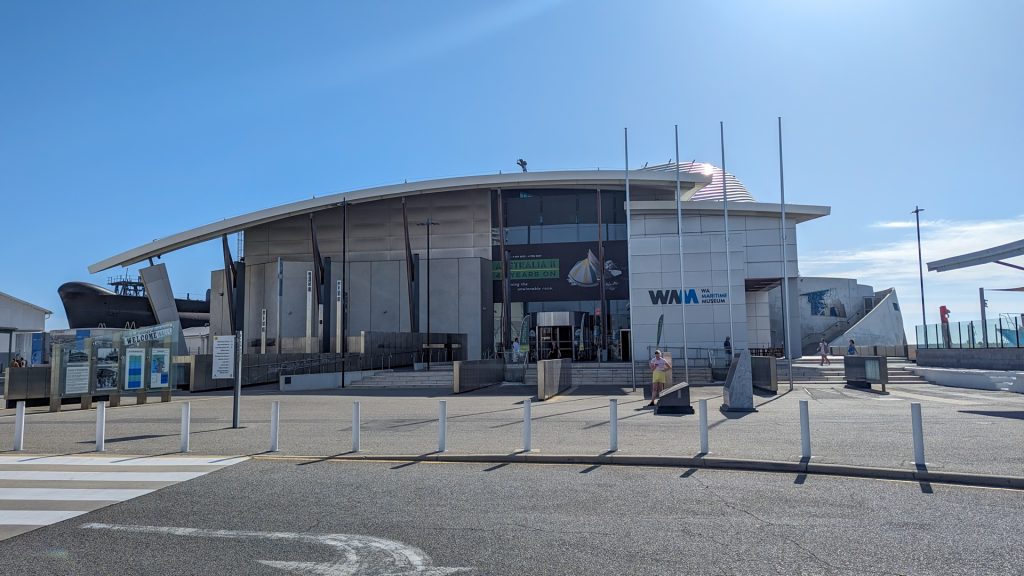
[640, 161, 754, 202]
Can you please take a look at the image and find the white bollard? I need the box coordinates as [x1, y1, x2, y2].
[95, 401, 106, 452]
[911, 402, 925, 466]
[609, 399, 618, 452]
[522, 399, 532, 452]
[438, 400, 447, 453]
[269, 401, 280, 452]
[799, 399, 811, 459]
[698, 399, 709, 454]
[180, 402, 191, 453]
[13, 401, 25, 452]
[352, 401, 361, 453]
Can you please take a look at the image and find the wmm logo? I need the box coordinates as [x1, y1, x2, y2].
[648, 288, 728, 305]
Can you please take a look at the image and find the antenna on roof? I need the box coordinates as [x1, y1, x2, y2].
[642, 162, 648, 168]
[516, 159, 528, 173]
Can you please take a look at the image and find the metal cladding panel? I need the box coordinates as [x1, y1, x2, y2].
[536, 311, 575, 327]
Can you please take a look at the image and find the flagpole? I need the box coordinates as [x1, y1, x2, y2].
[624, 127, 636, 392]
[720, 122, 736, 353]
[778, 117, 794, 391]
[674, 125, 690, 383]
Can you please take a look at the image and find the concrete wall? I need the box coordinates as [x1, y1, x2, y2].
[833, 289, 907, 347]
[628, 210, 800, 360]
[794, 277, 874, 339]
[242, 190, 493, 359]
[537, 358, 572, 400]
[453, 359, 504, 393]
[917, 348, 1024, 371]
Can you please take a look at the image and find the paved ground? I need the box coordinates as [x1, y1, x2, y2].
[1, 381, 1022, 477]
[0, 459, 1020, 575]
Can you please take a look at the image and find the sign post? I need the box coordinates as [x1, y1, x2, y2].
[212, 333, 239, 428]
[234, 330, 242, 428]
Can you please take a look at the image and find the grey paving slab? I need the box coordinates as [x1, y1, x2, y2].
[0, 382, 1021, 477]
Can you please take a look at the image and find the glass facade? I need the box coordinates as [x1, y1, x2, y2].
[491, 188, 631, 360]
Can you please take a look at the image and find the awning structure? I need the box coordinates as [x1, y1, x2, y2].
[927, 238, 1024, 273]
[88, 169, 711, 274]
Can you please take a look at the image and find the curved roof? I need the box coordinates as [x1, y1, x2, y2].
[640, 161, 754, 202]
[89, 169, 711, 273]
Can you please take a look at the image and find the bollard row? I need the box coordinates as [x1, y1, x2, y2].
[11, 396, 929, 468]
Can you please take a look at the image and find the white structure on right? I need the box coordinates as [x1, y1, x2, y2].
[771, 277, 907, 354]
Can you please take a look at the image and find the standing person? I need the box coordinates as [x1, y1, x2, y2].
[648, 349, 671, 407]
[818, 339, 831, 366]
[723, 336, 732, 359]
[847, 339, 857, 355]
[512, 337, 521, 362]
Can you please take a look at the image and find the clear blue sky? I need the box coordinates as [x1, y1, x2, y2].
[2, 0, 1022, 339]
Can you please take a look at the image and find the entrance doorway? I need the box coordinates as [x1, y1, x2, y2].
[531, 311, 596, 361]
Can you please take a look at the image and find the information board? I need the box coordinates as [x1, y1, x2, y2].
[125, 348, 146, 390]
[212, 335, 236, 379]
[150, 348, 170, 388]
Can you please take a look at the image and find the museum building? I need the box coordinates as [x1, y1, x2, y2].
[88, 163, 837, 363]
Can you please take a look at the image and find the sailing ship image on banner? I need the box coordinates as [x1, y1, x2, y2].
[566, 249, 623, 289]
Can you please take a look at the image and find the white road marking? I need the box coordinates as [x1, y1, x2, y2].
[0, 456, 247, 538]
[0, 471, 205, 482]
[0, 510, 88, 525]
[0, 488, 154, 501]
[0, 456, 248, 467]
[82, 523, 472, 575]
[885, 389, 980, 405]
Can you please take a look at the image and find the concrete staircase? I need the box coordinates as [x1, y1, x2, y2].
[776, 357, 930, 385]
[523, 362, 713, 387]
[348, 368, 454, 388]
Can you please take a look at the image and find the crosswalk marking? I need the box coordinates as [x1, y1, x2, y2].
[0, 455, 246, 541]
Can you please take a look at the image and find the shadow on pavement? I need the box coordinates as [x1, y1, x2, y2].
[958, 410, 1024, 420]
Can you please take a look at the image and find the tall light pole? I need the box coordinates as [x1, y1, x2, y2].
[418, 217, 440, 369]
[913, 206, 927, 347]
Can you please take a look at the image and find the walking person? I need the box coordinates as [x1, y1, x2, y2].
[817, 339, 831, 366]
[723, 336, 732, 361]
[512, 337, 521, 362]
[648, 349, 671, 408]
[847, 339, 857, 355]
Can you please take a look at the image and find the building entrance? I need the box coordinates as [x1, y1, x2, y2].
[531, 311, 596, 361]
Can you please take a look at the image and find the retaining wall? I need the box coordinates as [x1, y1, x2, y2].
[453, 359, 505, 393]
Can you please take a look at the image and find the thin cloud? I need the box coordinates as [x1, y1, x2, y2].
[869, 219, 943, 229]
[802, 216, 1024, 339]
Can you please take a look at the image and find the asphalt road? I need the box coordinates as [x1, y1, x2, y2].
[0, 459, 1021, 575]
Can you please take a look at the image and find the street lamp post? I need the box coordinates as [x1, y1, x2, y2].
[418, 217, 440, 369]
[913, 206, 927, 347]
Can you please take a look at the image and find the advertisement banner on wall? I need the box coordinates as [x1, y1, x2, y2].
[492, 241, 629, 303]
[150, 348, 170, 388]
[125, 348, 146, 391]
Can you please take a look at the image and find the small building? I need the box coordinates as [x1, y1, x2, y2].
[0, 291, 51, 366]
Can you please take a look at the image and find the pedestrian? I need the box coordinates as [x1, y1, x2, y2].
[512, 337, 521, 362]
[847, 339, 857, 355]
[817, 339, 831, 366]
[723, 336, 732, 359]
[648, 349, 671, 407]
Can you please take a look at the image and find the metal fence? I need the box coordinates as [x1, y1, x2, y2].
[915, 317, 1023, 349]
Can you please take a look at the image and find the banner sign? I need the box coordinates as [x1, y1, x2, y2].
[65, 364, 90, 395]
[492, 241, 629, 303]
[125, 348, 146, 390]
[122, 323, 175, 346]
[212, 335, 236, 379]
[150, 348, 170, 389]
[648, 287, 730, 305]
